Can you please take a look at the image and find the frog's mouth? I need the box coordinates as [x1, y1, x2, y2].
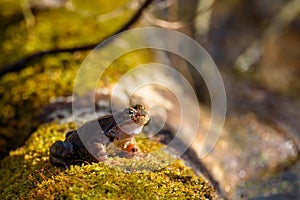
[115, 104, 150, 135]
[119, 122, 144, 135]
[132, 113, 150, 126]
[119, 113, 149, 135]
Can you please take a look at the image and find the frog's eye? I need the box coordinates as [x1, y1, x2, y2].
[128, 109, 135, 116]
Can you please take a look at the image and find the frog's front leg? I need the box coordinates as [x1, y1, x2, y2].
[49, 155, 69, 168]
[86, 135, 110, 162]
[123, 138, 140, 159]
[123, 137, 139, 153]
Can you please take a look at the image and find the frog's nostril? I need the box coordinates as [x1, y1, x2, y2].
[133, 104, 145, 110]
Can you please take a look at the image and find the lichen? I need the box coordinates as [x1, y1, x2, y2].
[0, 123, 215, 199]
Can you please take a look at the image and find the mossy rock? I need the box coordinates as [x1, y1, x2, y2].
[0, 0, 153, 157]
[0, 122, 215, 199]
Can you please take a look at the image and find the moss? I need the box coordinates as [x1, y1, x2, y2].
[0, 0, 131, 67]
[0, 54, 80, 154]
[0, 123, 215, 199]
[0, 0, 151, 151]
[0, 2, 215, 198]
[0, 0, 154, 156]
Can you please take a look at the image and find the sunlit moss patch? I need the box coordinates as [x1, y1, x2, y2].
[0, 123, 215, 199]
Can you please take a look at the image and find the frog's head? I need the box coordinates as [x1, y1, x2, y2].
[131, 104, 150, 125]
[114, 104, 150, 135]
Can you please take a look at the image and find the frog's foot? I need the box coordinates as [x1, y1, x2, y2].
[49, 155, 69, 168]
[123, 140, 139, 153]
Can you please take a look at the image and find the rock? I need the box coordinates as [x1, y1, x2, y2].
[0, 122, 215, 199]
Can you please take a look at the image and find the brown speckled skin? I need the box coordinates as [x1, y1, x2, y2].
[49, 105, 149, 167]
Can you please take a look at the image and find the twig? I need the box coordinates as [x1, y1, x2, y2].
[0, 0, 154, 77]
[143, 2, 214, 30]
[20, 0, 35, 27]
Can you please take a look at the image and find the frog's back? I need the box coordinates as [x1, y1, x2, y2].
[76, 119, 106, 143]
[65, 130, 97, 163]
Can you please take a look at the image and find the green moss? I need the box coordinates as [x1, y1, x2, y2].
[0, 0, 132, 66]
[0, 2, 215, 198]
[0, 0, 154, 156]
[0, 123, 215, 199]
[0, 53, 80, 154]
[0, 48, 154, 157]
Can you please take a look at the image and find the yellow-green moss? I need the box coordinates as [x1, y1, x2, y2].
[0, 2, 215, 198]
[0, 0, 131, 66]
[0, 123, 215, 199]
[0, 54, 80, 153]
[0, 0, 154, 154]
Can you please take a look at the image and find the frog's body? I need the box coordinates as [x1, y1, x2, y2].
[49, 104, 149, 167]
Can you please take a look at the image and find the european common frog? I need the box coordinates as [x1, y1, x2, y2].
[49, 104, 149, 167]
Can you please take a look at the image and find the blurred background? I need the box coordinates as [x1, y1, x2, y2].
[0, 0, 299, 199]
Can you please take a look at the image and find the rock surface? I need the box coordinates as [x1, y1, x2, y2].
[0, 122, 215, 199]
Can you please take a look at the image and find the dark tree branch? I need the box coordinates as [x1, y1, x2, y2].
[0, 0, 154, 77]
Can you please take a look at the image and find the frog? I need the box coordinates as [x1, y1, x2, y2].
[49, 104, 150, 167]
